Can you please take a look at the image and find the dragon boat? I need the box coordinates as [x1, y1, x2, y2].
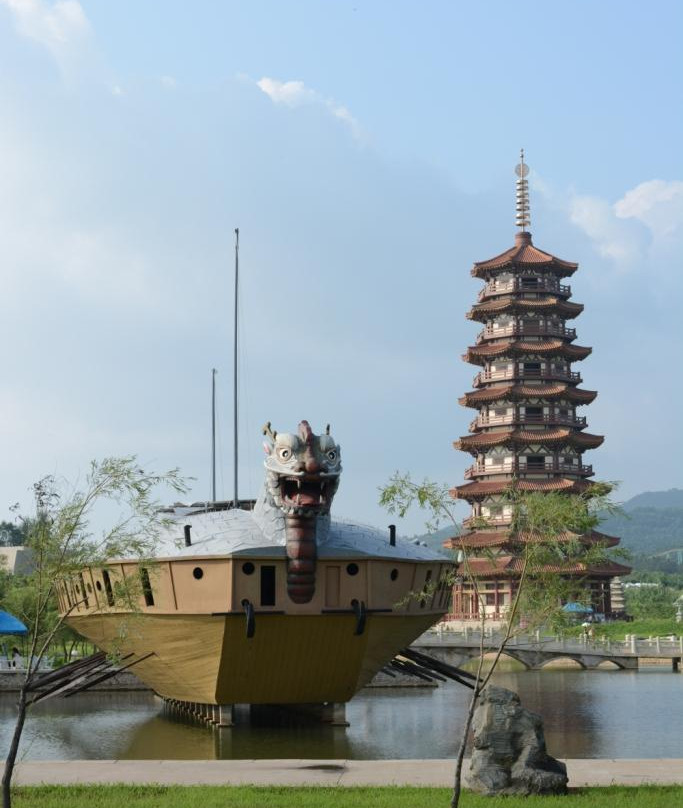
[59, 421, 453, 716]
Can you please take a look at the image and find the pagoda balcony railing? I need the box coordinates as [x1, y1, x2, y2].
[478, 278, 571, 301]
[462, 513, 511, 528]
[477, 323, 577, 342]
[464, 460, 594, 479]
[470, 413, 588, 429]
[473, 367, 582, 386]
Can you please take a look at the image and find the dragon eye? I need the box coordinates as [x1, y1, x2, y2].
[278, 447, 292, 461]
[326, 450, 337, 462]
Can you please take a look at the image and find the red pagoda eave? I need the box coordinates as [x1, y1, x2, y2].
[459, 383, 598, 408]
[467, 297, 584, 322]
[464, 340, 592, 365]
[444, 529, 622, 550]
[455, 428, 604, 453]
[470, 232, 578, 278]
[466, 556, 632, 578]
[451, 477, 591, 500]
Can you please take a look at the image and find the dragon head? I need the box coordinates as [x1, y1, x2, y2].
[262, 420, 341, 517]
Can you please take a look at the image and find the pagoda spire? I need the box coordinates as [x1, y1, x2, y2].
[515, 149, 531, 233]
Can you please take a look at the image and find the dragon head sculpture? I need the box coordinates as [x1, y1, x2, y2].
[262, 420, 341, 603]
[263, 420, 341, 517]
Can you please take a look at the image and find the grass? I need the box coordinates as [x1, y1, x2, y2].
[9, 785, 683, 808]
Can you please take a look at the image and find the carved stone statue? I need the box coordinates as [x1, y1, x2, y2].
[466, 685, 568, 796]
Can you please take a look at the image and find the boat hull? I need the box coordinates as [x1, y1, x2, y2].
[67, 611, 441, 704]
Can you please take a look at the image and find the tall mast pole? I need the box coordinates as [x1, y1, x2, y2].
[211, 368, 217, 502]
[233, 228, 239, 509]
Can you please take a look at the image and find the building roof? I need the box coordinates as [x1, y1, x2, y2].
[455, 427, 604, 453]
[471, 232, 578, 278]
[459, 383, 598, 408]
[465, 556, 632, 578]
[451, 477, 590, 500]
[445, 529, 621, 550]
[464, 340, 592, 365]
[467, 296, 584, 322]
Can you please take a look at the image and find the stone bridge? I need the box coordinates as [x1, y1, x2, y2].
[412, 629, 683, 672]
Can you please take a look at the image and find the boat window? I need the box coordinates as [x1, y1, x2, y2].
[140, 568, 155, 606]
[102, 570, 115, 607]
[260, 565, 276, 607]
[95, 580, 102, 592]
[242, 562, 255, 575]
[325, 566, 340, 607]
[390, 569, 399, 581]
[346, 563, 359, 576]
[192, 567, 204, 580]
[79, 573, 89, 608]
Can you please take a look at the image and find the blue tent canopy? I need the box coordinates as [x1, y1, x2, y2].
[0, 611, 28, 635]
[562, 602, 594, 614]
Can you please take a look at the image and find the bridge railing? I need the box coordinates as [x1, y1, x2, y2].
[416, 627, 683, 658]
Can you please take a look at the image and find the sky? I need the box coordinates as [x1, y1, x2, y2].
[0, 0, 682, 536]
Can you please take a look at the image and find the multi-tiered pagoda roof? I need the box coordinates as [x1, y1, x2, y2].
[445, 154, 630, 620]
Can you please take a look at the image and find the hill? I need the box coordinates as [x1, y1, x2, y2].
[621, 489, 683, 511]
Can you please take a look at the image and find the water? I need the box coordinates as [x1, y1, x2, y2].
[1, 667, 681, 760]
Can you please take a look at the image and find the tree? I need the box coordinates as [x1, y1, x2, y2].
[625, 584, 678, 619]
[380, 473, 623, 807]
[1, 457, 187, 808]
[0, 522, 24, 547]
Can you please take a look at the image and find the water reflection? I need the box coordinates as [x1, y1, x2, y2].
[1, 667, 681, 761]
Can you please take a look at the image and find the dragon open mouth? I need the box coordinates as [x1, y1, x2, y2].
[281, 476, 331, 513]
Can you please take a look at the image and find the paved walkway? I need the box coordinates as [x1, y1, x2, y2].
[11, 759, 683, 787]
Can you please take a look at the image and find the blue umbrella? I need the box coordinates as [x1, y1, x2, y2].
[0, 611, 28, 635]
[562, 602, 594, 613]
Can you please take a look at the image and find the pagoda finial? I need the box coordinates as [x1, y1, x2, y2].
[515, 148, 531, 233]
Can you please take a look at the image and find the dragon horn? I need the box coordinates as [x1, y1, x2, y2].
[325, 424, 331, 435]
[262, 422, 278, 442]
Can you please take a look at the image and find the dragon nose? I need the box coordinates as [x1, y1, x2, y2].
[304, 451, 320, 474]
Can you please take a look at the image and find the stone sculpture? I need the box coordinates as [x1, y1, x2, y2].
[466, 685, 568, 796]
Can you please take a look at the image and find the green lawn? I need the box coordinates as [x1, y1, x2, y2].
[10, 786, 683, 808]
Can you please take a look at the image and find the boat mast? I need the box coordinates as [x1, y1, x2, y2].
[211, 367, 217, 502]
[233, 227, 239, 509]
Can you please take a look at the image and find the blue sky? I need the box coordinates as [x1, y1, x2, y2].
[0, 0, 681, 535]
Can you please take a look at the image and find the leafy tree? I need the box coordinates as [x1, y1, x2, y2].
[380, 474, 622, 807]
[0, 522, 24, 547]
[625, 584, 678, 620]
[1, 457, 187, 808]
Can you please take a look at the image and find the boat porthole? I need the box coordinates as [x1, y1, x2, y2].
[95, 581, 102, 591]
[192, 567, 204, 580]
[390, 569, 399, 581]
[242, 562, 255, 575]
[346, 563, 359, 576]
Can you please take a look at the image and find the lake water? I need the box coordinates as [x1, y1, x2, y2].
[1, 666, 681, 760]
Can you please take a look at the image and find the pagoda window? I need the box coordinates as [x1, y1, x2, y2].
[526, 455, 545, 471]
[521, 277, 539, 289]
[523, 361, 542, 375]
[524, 405, 543, 421]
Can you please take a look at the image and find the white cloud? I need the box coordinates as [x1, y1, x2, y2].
[569, 194, 643, 268]
[568, 179, 683, 272]
[160, 75, 176, 89]
[256, 77, 317, 108]
[256, 76, 363, 141]
[615, 179, 683, 240]
[0, 0, 91, 74]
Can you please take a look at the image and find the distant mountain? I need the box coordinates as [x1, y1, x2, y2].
[408, 524, 456, 557]
[620, 489, 683, 512]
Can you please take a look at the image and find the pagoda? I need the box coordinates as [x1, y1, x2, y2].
[446, 152, 630, 622]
